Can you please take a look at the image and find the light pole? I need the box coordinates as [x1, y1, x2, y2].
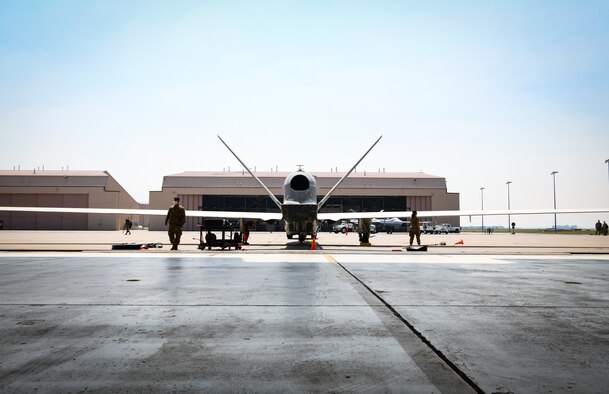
[480, 187, 485, 233]
[605, 159, 609, 192]
[551, 171, 558, 232]
[506, 181, 512, 232]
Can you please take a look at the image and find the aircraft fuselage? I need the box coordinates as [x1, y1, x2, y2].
[217, 134, 383, 243]
[282, 170, 318, 242]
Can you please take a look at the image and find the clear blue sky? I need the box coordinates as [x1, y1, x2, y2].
[1, 0, 608, 228]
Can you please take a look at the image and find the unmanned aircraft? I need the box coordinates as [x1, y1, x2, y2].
[1, 135, 609, 243]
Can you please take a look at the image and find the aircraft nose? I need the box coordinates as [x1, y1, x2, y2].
[290, 174, 310, 191]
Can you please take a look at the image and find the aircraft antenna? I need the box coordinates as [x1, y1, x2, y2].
[217, 135, 283, 210]
[318, 135, 383, 209]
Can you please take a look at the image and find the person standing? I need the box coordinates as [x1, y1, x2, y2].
[165, 197, 186, 250]
[358, 217, 372, 244]
[603, 221, 608, 236]
[409, 211, 421, 246]
[123, 218, 132, 235]
[240, 219, 251, 245]
[595, 220, 602, 235]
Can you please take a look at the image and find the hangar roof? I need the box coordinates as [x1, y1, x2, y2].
[161, 171, 447, 190]
[167, 171, 442, 179]
[0, 170, 140, 205]
[0, 170, 110, 187]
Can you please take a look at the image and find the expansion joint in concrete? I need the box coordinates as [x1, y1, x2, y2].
[334, 260, 485, 394]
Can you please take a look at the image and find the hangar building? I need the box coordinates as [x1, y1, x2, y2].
[0, 170, 460, 231]
[148, 170, 460, 231]
[0, 170, 140, 230]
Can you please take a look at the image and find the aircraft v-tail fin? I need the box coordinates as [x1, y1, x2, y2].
[217, 135, 283, 210]
[317, 135, 383, 209]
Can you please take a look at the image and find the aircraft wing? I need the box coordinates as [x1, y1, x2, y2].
[318, 208, 609, 222]
[0, 206, 282, 221]
[317, 135, 383, 209]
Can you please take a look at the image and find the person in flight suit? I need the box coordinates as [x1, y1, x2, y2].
[240, 219, 251, 245]
[123, 218, 132, 235]
[409, 211, 421, 246]
[358, 217, 372, 244]
[165, 197, 186, 250]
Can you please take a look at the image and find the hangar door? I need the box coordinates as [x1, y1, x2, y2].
[0, 194, 88, 230]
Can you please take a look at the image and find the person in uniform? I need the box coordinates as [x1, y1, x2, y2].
[603, 221, 608, 236]
[205, 230, 217, 250]
[123, 218, 132, 235]
[358, 217, 372, 244]
[595, 220, 602, 235]
[240, 219, 251, 245]
[165, 197, 186, 250]
[409, 211, 421, 246]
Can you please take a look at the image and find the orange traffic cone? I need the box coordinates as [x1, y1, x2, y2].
[311, 237, 317, 250]
[455, 239, 464, 245]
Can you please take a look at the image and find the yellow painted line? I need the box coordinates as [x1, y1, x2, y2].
[324, 254, 337, 264]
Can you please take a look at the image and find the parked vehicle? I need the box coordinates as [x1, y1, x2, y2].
[332, 220, 377, 234]
[432, 224, 448, 234]
[440, 223, 461, 233]
[421, 221, 435, 234]
[332, 221, 354, 233]
[422, 222, 460, 234]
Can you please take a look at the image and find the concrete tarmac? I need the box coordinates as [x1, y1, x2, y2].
[1, 230, 609, 253]
[1, 231, 608, 393]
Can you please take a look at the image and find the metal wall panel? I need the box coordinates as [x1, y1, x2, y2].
[60, 194, 88, 230]
[178, 194, 203, 231]
[407, 196, 432, 220]
[0, 194, 88, 230]
[36, 194, 63, 230]
[12, 194, 37, 230]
